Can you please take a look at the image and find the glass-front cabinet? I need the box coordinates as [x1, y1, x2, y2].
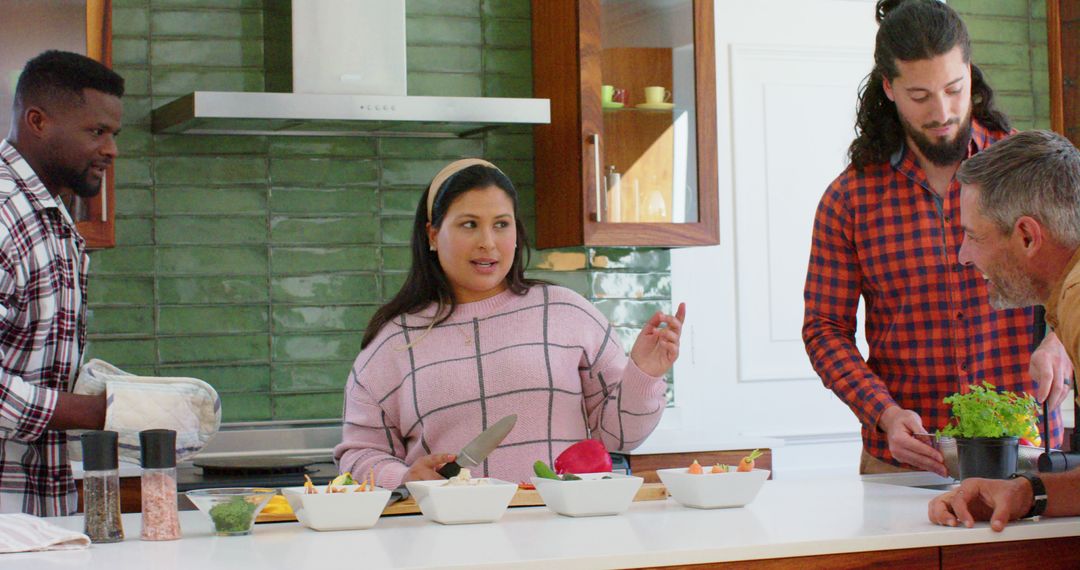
[533, 0, 718, 247]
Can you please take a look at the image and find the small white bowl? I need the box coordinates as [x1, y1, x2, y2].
[405, 478, 518, 525]
[657, 467, 770, 509]
[281, 485, 392, 531]
[530, 473, 643, 517]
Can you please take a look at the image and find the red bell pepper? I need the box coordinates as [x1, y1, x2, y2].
[554, 439, 612, 475]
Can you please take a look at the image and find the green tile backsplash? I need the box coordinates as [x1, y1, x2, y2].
[94, 0, 1048, 423]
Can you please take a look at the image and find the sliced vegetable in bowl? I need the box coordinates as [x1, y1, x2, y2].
[530, 472, 643, 517]
[658, 467, 769, 509]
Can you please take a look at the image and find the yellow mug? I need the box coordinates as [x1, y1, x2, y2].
[644, 86, 672, 104]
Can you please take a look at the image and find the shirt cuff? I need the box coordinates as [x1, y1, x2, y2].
[621, 359, 668, 403]
[377, 461, 410, 490]
[7, 382, 59, 441]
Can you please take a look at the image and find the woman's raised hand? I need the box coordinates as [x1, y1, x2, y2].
[403, 453, 457, 482]
[629, 302, 686, 377]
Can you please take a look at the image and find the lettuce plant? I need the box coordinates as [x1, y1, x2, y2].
[939, 382, 1036, 439]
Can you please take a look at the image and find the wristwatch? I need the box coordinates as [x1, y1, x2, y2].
[1009, 472, 1047, 519]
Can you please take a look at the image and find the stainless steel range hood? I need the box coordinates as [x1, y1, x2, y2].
[151, 91, 551, 139]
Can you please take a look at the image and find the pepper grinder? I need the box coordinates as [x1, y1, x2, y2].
[81, 430, 124, 543]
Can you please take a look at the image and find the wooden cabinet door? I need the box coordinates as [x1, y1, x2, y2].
[532, 0, 719, 248]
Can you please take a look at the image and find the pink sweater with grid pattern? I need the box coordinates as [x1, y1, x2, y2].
[333, 285, 668, 488]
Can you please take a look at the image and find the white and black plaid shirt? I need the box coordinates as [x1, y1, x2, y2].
[0, 139, 88, 516]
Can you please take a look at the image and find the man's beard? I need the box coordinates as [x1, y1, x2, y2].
[899, 108, 973, 167]
[60, 164, 104, 198]
[985, 255, 1042, 310]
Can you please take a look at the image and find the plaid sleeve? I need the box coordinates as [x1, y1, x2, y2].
[0, 263, 59, 441]
[802, 181, 896, 429]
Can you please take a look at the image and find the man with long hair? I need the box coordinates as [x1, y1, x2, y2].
[802, 0, 1071, 476]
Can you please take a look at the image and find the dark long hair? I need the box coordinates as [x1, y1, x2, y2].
[361, 164, 545, 348]
[848, 0, 1010, 169]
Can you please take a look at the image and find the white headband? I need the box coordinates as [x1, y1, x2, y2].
[425, 158, 500, 221]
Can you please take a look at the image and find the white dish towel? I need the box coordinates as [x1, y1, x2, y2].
[0, 514, 90, 554]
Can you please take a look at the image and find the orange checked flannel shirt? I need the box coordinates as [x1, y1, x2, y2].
[802, 121, 1061, 466]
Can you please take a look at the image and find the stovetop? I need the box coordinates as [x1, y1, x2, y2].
[176, 458, 340, 492]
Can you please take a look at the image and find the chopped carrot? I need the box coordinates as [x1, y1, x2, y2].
[369, 468, 375, 491]
[737, 449, 763, 472]
[303, 474, 317, 494]
[687, 460, 704, 474]
[710, 463, 728, 474]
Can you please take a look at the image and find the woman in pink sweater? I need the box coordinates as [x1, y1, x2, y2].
[334, 159, 686, 489]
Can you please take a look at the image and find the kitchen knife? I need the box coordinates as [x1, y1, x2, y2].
[436, 414, 517, 479]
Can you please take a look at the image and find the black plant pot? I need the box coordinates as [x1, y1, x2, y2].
[955, 437, 1019, 480]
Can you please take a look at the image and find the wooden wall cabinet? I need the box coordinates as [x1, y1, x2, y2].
[1047, 0, 1079, 146]
[532, 0, 719, 248]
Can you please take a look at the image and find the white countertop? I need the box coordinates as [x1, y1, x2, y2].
[11, 476, 1080, 569]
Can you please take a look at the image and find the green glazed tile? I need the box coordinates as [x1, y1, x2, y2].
[116, 128, 153, 156]
[121, 97, 153, 126]
[382, 273, 406, 299]
[272, 362, 352, 393]
[1031, 1, 1046, 18]
[482, 0, 530, 18]
[87, 307, 154, 335]
[381, 246, 413, 271]
[380, 217, 414, 245]
[965, 17, 1030, 45]
[117, 69, 151, 98]
[271, 274, 380, 304]
[158, 364, 270, 392]
[494, 159, 533, 185]
[612, 326, 639, 353]
[272, 246, 378, 274]
[997, 94, 1035, 119]
[150, 10, 262, 38]
[380, 138, 483, 159]
[978, 68, 1034, 92]
[484, 74, 532, 98]
[113, 7, 150, 35]
[151, 69, 265, 95]
[589, 248, 670, 271]
[273, 392, 344, 421]
[408, 46, 482, 74]
[406, 16, 482, 46]
[269, 158, 379, 187]
[1032, 48, 1048, 71]
[524, 270, 589, 296]
[156, 216, 266, 245]
[381, 159, 449, 186]
[271, 333, 362, 362]
[381, 189, 424, 215]
[407, 0, 479, 17]
[154, 134, 268, 155]
[407, 72, 483, 97]
[89, 276, 154, 305]
[270, 216, 378, 244]
[484, 132, 532, 160]
[151, 38, 263, 67]
[483, 19, 531, 48]
[269, 188, 378, 215]
[484, 48, 531, 75]
[156, 187, 267, 215]
[271, 305, 377, 333]
[116, 218, 153, 246]
[220, 392, 272, 422]
[591, 272, 672, 300]
[112, 39, 149, 66]
[158, 276, 269, 304]
[268, 137, 377, 158]
[592, 299, 670, 327]
[158, 333, 269, 364]
[89, 246, 155, 275]
[972, 43, 1030, 67]
[158, 306, 269, 335]
[114, 0, 149, 7]
[84, 339, 157, 366]
[155, 157, 267, 185]
[951, 0, 1029, 18]
[151, 0, 262, 8]
[156, 246, 268, 275]
[115, 158, 153, 186]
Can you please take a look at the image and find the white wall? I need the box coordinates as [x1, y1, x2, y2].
[662, 0, 879, 478]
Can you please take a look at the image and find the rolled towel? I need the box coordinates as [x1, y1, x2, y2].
[0, 514, 90, 553]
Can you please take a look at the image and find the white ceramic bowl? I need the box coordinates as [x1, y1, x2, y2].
[405, 478, 518, 525]
[656, 467, 769, 509]
[280, 485, 392, 531]
[530, 473, 643, 517]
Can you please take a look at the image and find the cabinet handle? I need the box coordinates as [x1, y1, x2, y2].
[591, 133, 602, 222]
[100, 170, 108, 222]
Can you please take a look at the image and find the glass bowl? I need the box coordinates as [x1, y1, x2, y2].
[185, 487, 278, 536]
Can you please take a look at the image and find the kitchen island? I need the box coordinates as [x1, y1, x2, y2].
[13, 477, 1080, 569]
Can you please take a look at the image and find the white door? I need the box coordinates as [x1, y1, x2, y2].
[667, 0, 877, 475]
